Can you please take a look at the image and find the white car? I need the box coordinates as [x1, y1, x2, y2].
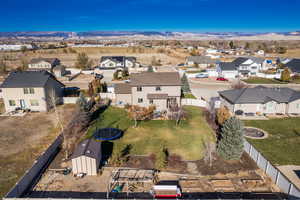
[195, 73, 208, 78]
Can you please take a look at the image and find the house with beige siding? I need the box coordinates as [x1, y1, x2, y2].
[0, 71, 65, 112]
[71, 138, 102, 176]
[99, 56, 139, 69]
[28, 58, 60, 71]
[219, 86, 300, 115]
[115, 72, 182, 111]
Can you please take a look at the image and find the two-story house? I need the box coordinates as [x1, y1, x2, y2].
[115, 72, 182, 111]
[217, 57, 266, 78]
[99, 56, 139, 69]
[28, 58, 60, 72]
[185, 56, 218, 68]
[0, 71, 65, 112]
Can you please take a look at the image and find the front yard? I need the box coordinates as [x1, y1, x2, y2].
[87, 106, 215, 160]
[244, 118, 300, 165]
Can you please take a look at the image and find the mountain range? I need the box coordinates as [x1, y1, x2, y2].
[0, 31, 300, 40]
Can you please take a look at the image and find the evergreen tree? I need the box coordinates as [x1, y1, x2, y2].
[217, 117, 244, 160]
[229, 41, 235, 49]
[76, 92, 89, 112]
[147, 66, 154, 72]
[181, 73, 191, 93]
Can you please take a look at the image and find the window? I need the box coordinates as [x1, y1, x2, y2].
[23, 88, 29, 94]
[9, 100, 16, 106]
[23, 88, 34, 94]
[138, 98, 143, 103]
[30, 100, 39, 106]
[137, 86, 142, 92]
[155, 86, 161, 91]
[149, 100, 153, 104]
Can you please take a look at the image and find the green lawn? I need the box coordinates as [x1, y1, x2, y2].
[87, 106, 215, 160]
[243, 77, 286, 84]
[183, 93, 197, 99]
[244, 118, 300, 165]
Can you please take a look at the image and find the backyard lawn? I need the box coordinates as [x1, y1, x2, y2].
[87, 106, 215, 160]
[244, 118, 300, 165]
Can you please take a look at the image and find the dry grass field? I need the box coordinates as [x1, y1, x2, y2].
[0, 104, 76, 197]
[0, 47, 188, 70]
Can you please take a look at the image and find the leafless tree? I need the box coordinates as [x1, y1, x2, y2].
[168, 104, 187, 126]
[203, 141, 216, 167]
[128, 105, 155, 128]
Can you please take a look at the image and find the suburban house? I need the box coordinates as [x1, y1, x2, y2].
[71, 138, 102, 176]
[217, 62, 239, 79]
[115, 72, 182, 111]
[285, 59, 300, 74]
[28, 58, 60, 72]
[99, 56, 139, 69]
[0, 71, 65, 112]
[217, 57, 267, 78]
[219, 86, 300, 115]
[185, 56, 218, 68]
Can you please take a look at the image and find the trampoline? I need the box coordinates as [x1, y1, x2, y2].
[93, 128, 123, 141]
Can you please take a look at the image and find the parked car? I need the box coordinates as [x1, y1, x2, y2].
[195, 73, 208, 78]
[216, 77, 228, 81]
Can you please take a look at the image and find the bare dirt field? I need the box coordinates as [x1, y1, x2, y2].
[0, 104, 76, 197]
[0, 47, 187, 70]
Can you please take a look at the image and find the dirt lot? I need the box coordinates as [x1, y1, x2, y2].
[0, 104, 76, 197]
[0, 47, 187, 70]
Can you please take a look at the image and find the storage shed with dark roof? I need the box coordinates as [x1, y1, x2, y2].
[71, 138, 102, 176]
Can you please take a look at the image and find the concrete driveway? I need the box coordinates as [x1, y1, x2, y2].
[189, 81, 231, 101]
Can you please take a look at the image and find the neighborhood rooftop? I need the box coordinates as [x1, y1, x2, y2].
[70, 138, 101, 160]
[30, 57, 59, 64]
[0, 71, 64, 88]
[100, 56, 136, 63]
[187, 56, 218, 64]
[219, 86, 300, 104]
[286, 58, 300, 73]
[130, 72, 181, 86]
[114, 83, 132, 94]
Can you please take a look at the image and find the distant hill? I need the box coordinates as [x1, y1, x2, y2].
[1, 31, 300, 40]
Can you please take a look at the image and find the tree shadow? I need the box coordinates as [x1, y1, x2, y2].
[101, 141, 114, 164]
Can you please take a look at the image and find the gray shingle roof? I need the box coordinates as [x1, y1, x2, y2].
[286, 59, 300, 73]
[219, 62, 237, 71]
[147, 93, 168, 99]
[30, 58, 59, 65]
[100, 56, 136, 63]
[130, 72, 181, 86]
[0, 71, 65, 88]
[219, 86, 300, 104]
[115, 83, 132, 94]
[71, 138, 101, 160]
[187, 56, 217, 64]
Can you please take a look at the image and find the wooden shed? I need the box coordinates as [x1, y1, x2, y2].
[71, 139, 102, 176]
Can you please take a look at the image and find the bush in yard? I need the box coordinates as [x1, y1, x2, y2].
[147, 66, 154, 72]
[155, 145, 168, 170]
[76, 92, 89, 112]
[217, 117, 244, 160]
[281, 67, 291, 82]
[128, 105, 155, 127]
[75, 52, 93, 69]
[216, 106, 231, 125]
[181, 73, 191, 93]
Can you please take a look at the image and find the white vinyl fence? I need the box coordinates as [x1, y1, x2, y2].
[99, 93, 116, 99]
[181, 98, 207, 108]
[63, 97, 79, 104]
[244, 140, 300, 199]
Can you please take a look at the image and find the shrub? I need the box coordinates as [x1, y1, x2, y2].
[216, 106, 231, 125]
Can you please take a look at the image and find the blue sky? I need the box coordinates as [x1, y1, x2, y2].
[0, 0, 300, 32]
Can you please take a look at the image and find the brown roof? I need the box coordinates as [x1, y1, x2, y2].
[130, 72, 181, 86]
[30, 58, 59, 65]
[115, 83, 132, 94]
[147, 93, 168, 99]
[70, 138, 101, 160]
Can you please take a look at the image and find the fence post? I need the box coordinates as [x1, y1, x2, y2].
[265, 161, 269, 173]
[288, 183, 293, 196]
[256, 152, 260, 163]
[275, 171, 280, 185]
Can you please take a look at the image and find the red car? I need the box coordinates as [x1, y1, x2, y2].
[216, 77, 228, 81]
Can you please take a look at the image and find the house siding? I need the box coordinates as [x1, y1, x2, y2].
[287, 99, 300, 114]
[72, 156, 98, 176]
[131, 85, 181, 111]
[115, 93, 132, 105]
[2, 87, 47, 112]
